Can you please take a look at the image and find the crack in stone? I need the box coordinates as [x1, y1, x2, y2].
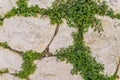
[0, 24, 60, 79]
[0, 45, 23, 57]
[114, 57, 120, 77]
[6, 47, 23, 56]
[0, 68, 18, 75]
[42, 25, 59, 56]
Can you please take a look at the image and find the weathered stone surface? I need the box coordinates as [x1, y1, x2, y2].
[28, 0, 55, 9]
[0, 47, 22, 80]
[0, 0, 120, 80]
[0, 47, 22, 71]
[0, 17, 56, 52]
[84, 16, 120, 77]
[107, 0, 120, 13]
[30, 57, 83, 80]
[118, 68, 120, 80]
[49, 21, 77, 54]
[0, 0, 17, 16]
[0, 74, 20, 80]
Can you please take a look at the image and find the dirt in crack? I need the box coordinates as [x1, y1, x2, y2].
[43, 25, 59, 57]
[114, 57, 120, 77]
[0, 42, 23, 56]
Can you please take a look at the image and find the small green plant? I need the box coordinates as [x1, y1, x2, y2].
[16, 50, 42, 79]
[0, 42, 10, 48]
[57, 32, 117, 80]
[0, 42, 43, 79]
[16, 0, 28, 8]
[0, 0, 120, 80]
[4, 0, 40, 18]
[0, 15, 4, 26]
[0, 69, 9, 75]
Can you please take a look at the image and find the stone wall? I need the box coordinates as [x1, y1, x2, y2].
[0, 0, 120, 80]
